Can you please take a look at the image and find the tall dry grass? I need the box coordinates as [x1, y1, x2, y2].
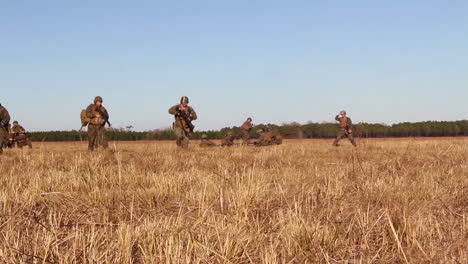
[0, 138, 467, 263]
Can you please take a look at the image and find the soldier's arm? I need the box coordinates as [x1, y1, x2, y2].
[348, 118, 353, 128]
[189, 107, 197, 120]
[335, 115, 341, 122]
[168, 105, 180, 115]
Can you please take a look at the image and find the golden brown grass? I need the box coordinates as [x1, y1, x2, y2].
[0, 138, 467, 263]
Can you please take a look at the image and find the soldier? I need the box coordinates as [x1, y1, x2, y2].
[199, 134, 216, 147]
[332, 110, 357, 147]
[257, 128, 274, 146]
[11, 121, 32, 148]
[11, 121, 26, 134]
[85, 96, 110, 151]
[273, 133, 284, 145]
[221, 131, 235, 147]
[0, 103, 11, 154]
[240, 117, 253, 145]
[168, 96, 197, 148]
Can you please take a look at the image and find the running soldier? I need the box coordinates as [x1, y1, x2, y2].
[168, 96, 197, 148]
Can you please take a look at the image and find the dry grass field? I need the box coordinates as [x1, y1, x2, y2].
[0, 138, 467, 263]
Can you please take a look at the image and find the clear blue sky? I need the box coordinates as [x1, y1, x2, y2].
[1, 0, 467, 131]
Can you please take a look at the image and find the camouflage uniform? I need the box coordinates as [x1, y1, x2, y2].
[333, 112, 357, 147]
[0, 104, 11, 154]
[257, 129, 274, 146]
[86, 97, 109, 151]
[11, 122, 32, 148]
[273, 134, 284, 145]
[168, 96, 197, 148]
[221, 131, 235, 147]
[11, 123, 26, 134]
[199, 134, 216, 147]
[240, 118, 253, 144]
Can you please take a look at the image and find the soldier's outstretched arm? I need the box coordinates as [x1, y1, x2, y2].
[168, 105, 179, 115]
[190, 108, 197, 120]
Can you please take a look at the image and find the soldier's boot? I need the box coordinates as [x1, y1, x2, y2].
[101, 139, 109, 149]
[180, 135, 189, 148]
[347, 134, 357, 147]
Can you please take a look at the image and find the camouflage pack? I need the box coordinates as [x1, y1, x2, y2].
[80, 109, 90, 126]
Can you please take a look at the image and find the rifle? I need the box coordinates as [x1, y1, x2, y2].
[95, 107, 112, 127]
[177, 109, 195, 133]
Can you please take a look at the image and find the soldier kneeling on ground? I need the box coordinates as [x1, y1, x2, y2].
[221, 131, 236, 147]
[199, 134, 217, 147]
[11, 121, 32, 148]
[254, 128, 284, 146]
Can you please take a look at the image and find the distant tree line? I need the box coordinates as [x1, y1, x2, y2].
[27, 120, 468, 142]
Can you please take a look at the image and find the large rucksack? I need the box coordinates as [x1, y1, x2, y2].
[80, 109, 90, 127]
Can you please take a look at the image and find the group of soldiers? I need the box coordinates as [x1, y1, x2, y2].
[0, 103, 32, 153]
[0, 96, 357, 153]
[199, 122, 284, 148]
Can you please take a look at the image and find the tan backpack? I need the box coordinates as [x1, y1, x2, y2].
[80, 109, 90, 127]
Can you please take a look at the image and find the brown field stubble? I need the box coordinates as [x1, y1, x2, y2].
[0, 138, 467, 263]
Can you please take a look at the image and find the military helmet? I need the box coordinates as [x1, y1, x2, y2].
[201, 134, 208, 139]
[13, 121, 18, 125]
[94, 96, 103, 103]
[247, 117, 252, 121]
[180, 96, 189, 104]
[340, 110, 347, 115]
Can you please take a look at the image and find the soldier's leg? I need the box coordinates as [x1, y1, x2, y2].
[333, 130, 344, 146]
[242, 130, 250, 144]
[98, 126, 109, 149]
[181, 133, 189, 148]
[174, 127, 184, 147]
[347, 132, 357, 147]
[88, 125, 98, 151]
